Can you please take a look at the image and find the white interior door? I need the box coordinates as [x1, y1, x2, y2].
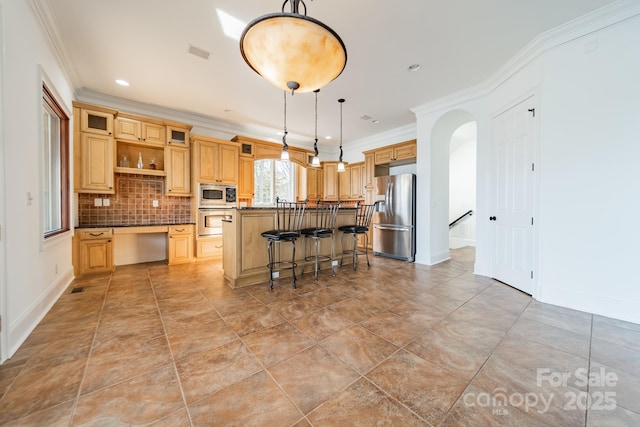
[490, 96, 536, 294]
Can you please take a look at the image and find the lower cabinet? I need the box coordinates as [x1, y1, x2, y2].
[196, 236, 223, 259]
[167, 225, 194, 264]
[74, 229, 114, 275]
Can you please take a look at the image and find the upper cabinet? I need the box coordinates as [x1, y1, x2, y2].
[74, 103, 116, 194]
[80, 106, 115, 136]
[115, 114, 166, 146]
[373, 139, 417, 165]
[306, 167, 323, 201]
[165, 145, 191, 195]
[166, 123, 191, 147]
[323, 162, 340, 201]
[193, 136, 239, 184]
[238, 157, 255, 199]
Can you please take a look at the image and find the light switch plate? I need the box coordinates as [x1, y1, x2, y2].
[102, 198, 110, 207]
[94, 198, 102, 207]
[152, 200, 159, 208]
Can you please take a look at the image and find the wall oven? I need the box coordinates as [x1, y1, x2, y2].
[198, 209, 232, 237]
[199, 183, 237, 208]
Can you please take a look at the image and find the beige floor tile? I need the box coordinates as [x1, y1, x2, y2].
[290, 308, 354, 341]
[242, 322, 315, 367]
[188, 370, 302, 426]
[307, 377, 425, 425]
[320, 325, 398, 374]
[72, 365, 185, 425]
[268, 345, 360, 415]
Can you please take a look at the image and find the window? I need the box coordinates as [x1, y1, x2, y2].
[253, 159, 296, 206]
[42, 83, 70, 238]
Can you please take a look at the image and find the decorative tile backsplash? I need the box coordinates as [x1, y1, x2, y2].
[77, 174, 192, 227]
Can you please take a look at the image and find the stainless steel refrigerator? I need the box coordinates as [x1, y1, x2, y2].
[373, 174, 416, 262]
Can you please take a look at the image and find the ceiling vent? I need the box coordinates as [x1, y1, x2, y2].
[188, 45, 210, 60]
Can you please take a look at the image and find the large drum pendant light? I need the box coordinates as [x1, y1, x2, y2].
[240, 0, 347, 94]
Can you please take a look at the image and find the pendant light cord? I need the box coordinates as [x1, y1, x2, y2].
[314, 89, 319, 156]
[338, 98, 345, 162]
[282, 90, 289, 150]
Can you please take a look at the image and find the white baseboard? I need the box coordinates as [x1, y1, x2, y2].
[7, 266, 74, 357]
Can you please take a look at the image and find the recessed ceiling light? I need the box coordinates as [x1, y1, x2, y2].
[115, 79, 129, 87]
[360, 115, 372, 121]
[372, 119, 380, 124]
[325, 136, 332, 140]
[407, 64, 421, 72]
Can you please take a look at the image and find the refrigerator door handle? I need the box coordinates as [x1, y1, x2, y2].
[386, 182, 393, 215]
[374, 225, 411, 231]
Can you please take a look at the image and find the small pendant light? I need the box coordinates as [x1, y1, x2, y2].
[337, 98, 346, 172]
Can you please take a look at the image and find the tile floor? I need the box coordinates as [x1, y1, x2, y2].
[0, 247, 639, 426]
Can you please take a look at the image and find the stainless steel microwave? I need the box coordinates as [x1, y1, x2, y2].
[199, 183, 237, 208]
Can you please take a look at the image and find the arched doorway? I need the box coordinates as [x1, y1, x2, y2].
[449, 122, 477, 250]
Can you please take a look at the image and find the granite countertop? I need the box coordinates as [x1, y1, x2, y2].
[77, 223, 195, 229]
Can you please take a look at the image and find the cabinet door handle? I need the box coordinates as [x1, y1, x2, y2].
[175, 228, 185, 232]
[89, 232, 104, 236]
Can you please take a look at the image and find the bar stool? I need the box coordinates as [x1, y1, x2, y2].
[301, 200, 341, 280]
[261, 198, 307, 290]
[338, 201, 378, 270]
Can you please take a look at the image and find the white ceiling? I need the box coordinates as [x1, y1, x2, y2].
[43, 0, 617, 150]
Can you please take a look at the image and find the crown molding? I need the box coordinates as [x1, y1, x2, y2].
[76, 89, 315, 150]
[412, 0, 640, 118]
[29, 0, 80, 92]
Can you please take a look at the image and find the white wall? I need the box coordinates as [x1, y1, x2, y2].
[534, 14, 640, 323]
[0, 0, 75, 360]
[414, 6, 640, 324]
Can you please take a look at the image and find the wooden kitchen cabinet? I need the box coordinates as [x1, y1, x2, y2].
[193, 136, 239, 184]
[167, 225, 194, 264]
[350, 162, 365, 199]
[364, 153, 375, 188]
[322, 162, 340, 201]
[80, 107, 115, 136]
[166, 123, 191, 147]
[238, 156, 255, 199]
[374, 140, 417, 165]
[339, 165, 351, 200]
[79, 133, 115, 193]
[197, 236, 223, 259]
[115, 114, 166, 146]
[306, 167, 323, 201]
[74, 228, 114, 275]
[165, 146, 191, 195]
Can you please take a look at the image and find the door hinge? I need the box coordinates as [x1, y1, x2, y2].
[531, 217, 534, 226]
[532, 163, 535, 172]
[528, 108, 536, 117]
[531, 271, 534, 279]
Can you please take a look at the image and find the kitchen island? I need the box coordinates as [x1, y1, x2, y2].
[222, 207, 357, 288]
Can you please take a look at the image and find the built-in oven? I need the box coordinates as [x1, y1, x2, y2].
[199, 183, 237, 208]
[198, 209, 232, 237]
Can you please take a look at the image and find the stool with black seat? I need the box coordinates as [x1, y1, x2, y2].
[338, 201, 378, 270]
[261, 198, 307, 290]
[301, 200, 341, 280]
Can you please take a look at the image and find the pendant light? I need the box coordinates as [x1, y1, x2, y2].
[240, 0, 347, 94]
[281, 91, 290, 161]
[337, 98, 346, 172]
[311, 89, 321, 167]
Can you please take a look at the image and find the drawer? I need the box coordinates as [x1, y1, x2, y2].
[78, 228, 113, 239]
[169, 224, 193, 235]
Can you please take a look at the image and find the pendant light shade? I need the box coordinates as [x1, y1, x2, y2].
[337, 98, 346, 172]
[240, 0, 347, 94]
[311, 89, 321, 167]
